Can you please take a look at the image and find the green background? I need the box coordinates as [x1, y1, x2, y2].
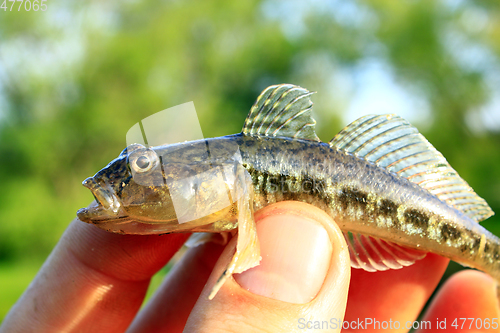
[0, 0, 499, 322]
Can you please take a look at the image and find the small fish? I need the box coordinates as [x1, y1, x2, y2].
[77, 84, 497, 300]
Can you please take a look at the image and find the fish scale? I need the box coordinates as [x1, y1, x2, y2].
[77, 84, 499, 300]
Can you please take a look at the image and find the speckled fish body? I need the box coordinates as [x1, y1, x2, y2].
[77, 84, 497, 298]
[236, 134, 499, 280]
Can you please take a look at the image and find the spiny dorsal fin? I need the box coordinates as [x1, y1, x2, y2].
[343, 232, 426, 272]
[330, 114, 494, 223]
[242, 84, 320, 141]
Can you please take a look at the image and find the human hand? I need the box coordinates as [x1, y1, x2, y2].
[1, 201, 498, 332]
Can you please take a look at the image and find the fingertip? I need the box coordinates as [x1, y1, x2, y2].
[234, 210, 333, 304]
[235, 201, 350, 308]
[421, 270, 500, 324]
[185, 202, 351, 332]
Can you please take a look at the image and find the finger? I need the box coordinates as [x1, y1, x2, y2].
[0, 215, 189, 333]
[418, 270, 500, 333]
[126, 242, 224, 333]
[185, 201, 351, 333]
[343, 253, 449, 332]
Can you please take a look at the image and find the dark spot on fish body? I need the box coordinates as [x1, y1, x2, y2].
[321, 186, 335, 206]
[484, 242, 500, 260]
[342, 161, 357, 175]
[458, 232, 479, 254]
[441, 224, 460, 242]
[266, 173, 279, 194]
[306, 152, 323, 170]
[338, 187, 369, 212]
[260, 172, 269, 196]
[309, 177, 326, 196]
[403, 209, 429, 232]
[337, 188, 349, 212]
[305, 151, 314, 161]
[485, 242, 490, 253]
[376, 199, 398, 220]
[282, 190, 299, 202]
[284, 175, 301, 196]
[300, 176, 313, 193]
[457, 235, 482, 254]
[248, 167, 279, 200]
[472, 236, 482, 252]
[266, 159, 279, 170]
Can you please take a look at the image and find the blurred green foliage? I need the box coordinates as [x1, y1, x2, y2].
[0, 0, 500, 321]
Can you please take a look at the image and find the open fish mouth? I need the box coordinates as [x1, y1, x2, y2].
[77, 177, 128, 223]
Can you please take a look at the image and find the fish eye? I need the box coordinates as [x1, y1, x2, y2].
[128, 148, 159, 174]
[136, 156, 150, 169]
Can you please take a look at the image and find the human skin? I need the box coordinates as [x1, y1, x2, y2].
[0, 201, 498, 333]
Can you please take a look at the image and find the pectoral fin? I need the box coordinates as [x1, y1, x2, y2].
[208, 166, 261, 299]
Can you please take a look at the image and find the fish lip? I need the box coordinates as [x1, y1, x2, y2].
[78, 177, 128, 223]
[77, 205, 130, 224]
[82, 177, 121, 212]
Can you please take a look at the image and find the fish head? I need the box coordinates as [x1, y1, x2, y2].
[77, 143, 179, 226]
[77, 139, 243, 234]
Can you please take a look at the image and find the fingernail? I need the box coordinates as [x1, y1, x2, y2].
[234, 213, 332, 304]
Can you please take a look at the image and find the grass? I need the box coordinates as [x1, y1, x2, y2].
[0, 260, 43, 323]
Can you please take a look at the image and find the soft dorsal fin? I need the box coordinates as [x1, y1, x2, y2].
[242, 84, 320, 141]
[330, 114, 494, 223]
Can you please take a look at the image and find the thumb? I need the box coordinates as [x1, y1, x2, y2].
[185, 201, 351, 333]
